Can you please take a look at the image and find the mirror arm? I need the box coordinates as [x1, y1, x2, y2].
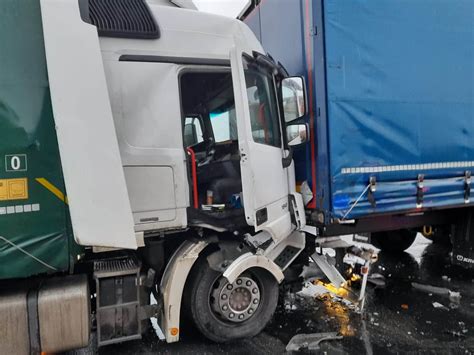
[282, 146, 293, 168]
[277, 76, 293, 169]
[277, 61, 289, 78]
[252, 51, 279, 75]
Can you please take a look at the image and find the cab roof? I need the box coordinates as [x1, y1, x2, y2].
[98, 4, 264, 61]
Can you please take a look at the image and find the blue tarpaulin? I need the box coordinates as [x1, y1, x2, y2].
[245, 0, 474, 220]
[325, 0, 474, 218]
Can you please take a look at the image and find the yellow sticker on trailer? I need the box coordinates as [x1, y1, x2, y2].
[0, 178, 28, 201]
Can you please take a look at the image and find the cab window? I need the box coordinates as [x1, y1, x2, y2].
[243, 57, 281, 148]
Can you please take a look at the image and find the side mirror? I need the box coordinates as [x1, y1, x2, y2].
[287, 123, 309, 147]
[281, 76, 307, 123]
[183, 123, 198, 147]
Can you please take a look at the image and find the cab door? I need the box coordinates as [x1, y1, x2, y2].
[230, 47, 292, 241]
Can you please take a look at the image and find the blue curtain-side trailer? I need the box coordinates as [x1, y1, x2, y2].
[242, 0, 474, 266]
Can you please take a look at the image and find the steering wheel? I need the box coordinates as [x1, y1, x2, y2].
[198, 137, 216, 166]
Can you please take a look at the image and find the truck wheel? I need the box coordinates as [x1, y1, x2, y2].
[184, 255, 279, 342]
[371, 230, 417, 252]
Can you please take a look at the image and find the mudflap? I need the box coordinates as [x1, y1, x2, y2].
[451, 209, 474, 269]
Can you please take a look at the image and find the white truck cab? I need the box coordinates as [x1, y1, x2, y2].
[39, 0, 308, 346]
[100, 6, 306, 242]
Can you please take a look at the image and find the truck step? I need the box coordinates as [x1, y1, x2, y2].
[94, 257, 142, 347]
[94, 257, 140, 277]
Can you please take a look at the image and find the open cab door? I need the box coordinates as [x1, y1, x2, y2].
[230, 47, 293, 241]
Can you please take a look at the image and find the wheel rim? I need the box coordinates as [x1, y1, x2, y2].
[211, 275, 261, 323]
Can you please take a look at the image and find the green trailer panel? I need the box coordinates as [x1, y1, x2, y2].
[0, 0, 73, 279]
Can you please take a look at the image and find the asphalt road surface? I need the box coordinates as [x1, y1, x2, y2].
[100, 235, 474, 354]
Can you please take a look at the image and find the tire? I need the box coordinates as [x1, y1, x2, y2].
[371, 230, 417, 253]
[184, 254, 279, 343]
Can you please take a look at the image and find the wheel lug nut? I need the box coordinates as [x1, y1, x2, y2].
[222, 305, 228, 311]
[238, 314, 244, 319]
[236, 279, 242, 285]
[221, 294, 228, 300]
[246, 281, 252, 286]
[227, 284, 233, 290]
[229, 313, 235, 318]
[248, 308, 253, 314]
[252, 288, 258, 294]
[253, 299, 259, 304]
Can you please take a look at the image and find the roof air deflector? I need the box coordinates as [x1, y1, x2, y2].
[79, 0, 160, 39]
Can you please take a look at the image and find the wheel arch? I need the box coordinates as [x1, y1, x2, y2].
[159, 239, 210, 343]
[222, 253, 285, 284]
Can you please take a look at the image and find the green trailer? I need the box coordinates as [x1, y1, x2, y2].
[0, 0, 76, 281]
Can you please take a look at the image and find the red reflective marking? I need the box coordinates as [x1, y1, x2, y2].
[304, 0, 317, 209]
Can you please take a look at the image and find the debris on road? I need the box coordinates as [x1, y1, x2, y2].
[298, 279, 359, 311]
[367, 273, 386, 288]
[412, 282, 450, 296]
[411, 282, 462, 303]
[432, 301, 449, 310]
[286, 332, 343, 352]
[298, 281, 336, 299]
[449, 291, 461, 303]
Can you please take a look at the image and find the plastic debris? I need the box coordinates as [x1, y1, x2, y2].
[298, 281, 333, 299]
[300, 181, 313, 206]
[448, 291, 461, 303]
[367, 273, 386, 288]
[432, 301, 449, 310]
[286, 332, 343, 352]
[412, 282, 461, 303]
[412, 282, 450, 296]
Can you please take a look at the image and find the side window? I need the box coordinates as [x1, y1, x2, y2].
[183, 116, 204, 147]
[243, 58, 281, 147]
[210, 107, 237, 142]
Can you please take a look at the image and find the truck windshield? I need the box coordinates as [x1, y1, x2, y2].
[242, 56, 281, 148]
